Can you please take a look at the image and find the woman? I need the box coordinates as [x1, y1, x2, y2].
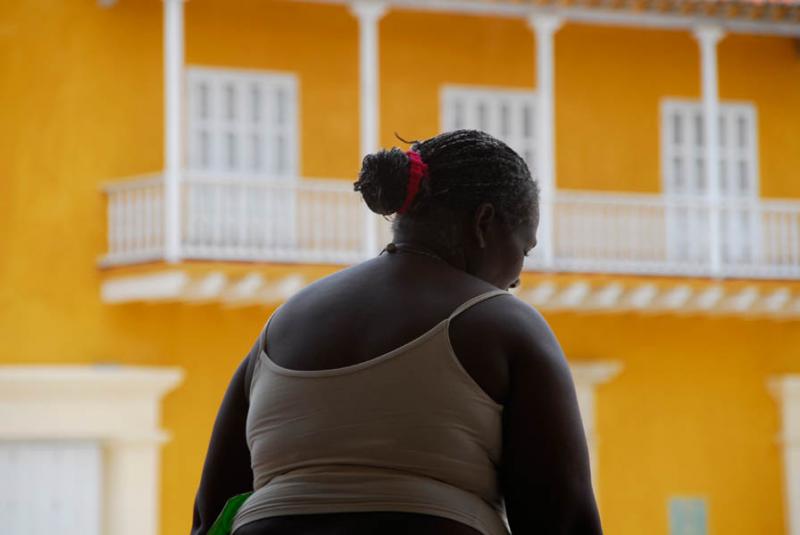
[191, 130, 602, 535]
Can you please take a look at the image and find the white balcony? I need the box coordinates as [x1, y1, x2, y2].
[101, 174, 800, 280]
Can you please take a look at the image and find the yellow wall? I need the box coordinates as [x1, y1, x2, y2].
[555, 25, 700, 193]
[2, 2, 800, 535]
[380, 12, 534, 145]
[0, 0, 165, 365]
[719, 34, 800, 199]
[553, 312, 795, 535]
[185, 0, 361, 179]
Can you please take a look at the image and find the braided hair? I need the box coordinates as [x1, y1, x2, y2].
[353, 129, 539, 252]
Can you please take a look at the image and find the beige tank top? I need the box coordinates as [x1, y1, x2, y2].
[232, 290, 510, 535]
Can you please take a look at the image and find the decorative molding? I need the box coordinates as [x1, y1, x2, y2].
[570, 361, 623, 497]
[101, 270, 189, 303]
[0, 366, 184, 535]
[184, 272, 229, 303]
[625, 283, 659, 310]
[657, 284, 694, 310]
[349, 0, 388, 20]
[100, 270, 800, 320]
[520, 278, 800, 319]
[555, 281, 592, 308]
[222, 273, 266, 306]
[101, 270, 310, 306]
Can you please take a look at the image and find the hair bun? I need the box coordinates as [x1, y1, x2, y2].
[353, 148, 410, 215]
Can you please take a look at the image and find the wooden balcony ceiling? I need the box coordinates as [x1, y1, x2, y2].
[390, 0, 800, 24]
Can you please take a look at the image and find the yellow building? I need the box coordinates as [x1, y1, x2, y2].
[2, 0, 800, 534]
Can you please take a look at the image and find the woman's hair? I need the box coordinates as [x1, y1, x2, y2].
[354, 129, 539, 250]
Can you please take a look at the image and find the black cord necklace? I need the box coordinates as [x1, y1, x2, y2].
[380, 242, 446, 263]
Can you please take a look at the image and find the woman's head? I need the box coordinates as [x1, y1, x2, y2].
[354, 129, 539, 290]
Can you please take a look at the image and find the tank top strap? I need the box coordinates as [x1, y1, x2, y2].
[447, 289, 510, 321]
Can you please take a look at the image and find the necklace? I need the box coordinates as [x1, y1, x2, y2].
[381, 242, 446, 263]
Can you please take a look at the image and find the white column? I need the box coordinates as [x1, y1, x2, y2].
[570, 361, 622, 497]
[105, 437, 168, 535]
[769, 376, 800, 535]
[351, 1, 386, 258]
[528, 15, 563, 269]
[693, 26, 724, 277]
[164, 0, 185, 264]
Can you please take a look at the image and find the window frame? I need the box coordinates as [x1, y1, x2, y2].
[185, 66, 299, 180]
[440, 84, 538, 171]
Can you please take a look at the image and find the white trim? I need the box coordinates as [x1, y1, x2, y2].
[100, 270, 312, 305]
[222, 273, 266, 306]
[183, 272, 229, 302]
[298, 0, 800, 37]
[555, 281, 591, 308]
[0, 366, 184, 535]
[163, 0, 184, 264]
[570, 361, 622, 496]
[518, 278, 800, 318]
[350, 1, 387, 257]
[762, 288, 792, 313]
[101, 270, 189, 303]
[101, 269, 800, 319]
[769, 376, 800, 535]
[624, 284, 658, 310]
[659, 284, 694, 310]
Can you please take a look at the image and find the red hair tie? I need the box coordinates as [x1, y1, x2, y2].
[397, 150, 429, 215]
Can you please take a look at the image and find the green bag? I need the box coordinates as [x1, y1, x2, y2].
[207, 492, 253, 535]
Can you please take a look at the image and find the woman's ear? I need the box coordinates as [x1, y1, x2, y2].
[472, 203, 496, 249]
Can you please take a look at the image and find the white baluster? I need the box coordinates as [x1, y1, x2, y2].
[238, 181, 247, 256]
[790, 211, 800, 272]
[107, 193, 118, 257]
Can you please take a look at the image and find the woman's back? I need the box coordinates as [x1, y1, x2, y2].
[191, 130, 602, 535]
[262, 255, 511, 404]
[235, 258, 512, 535]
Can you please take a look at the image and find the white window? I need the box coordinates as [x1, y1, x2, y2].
[661, 99, 759, 265]
[441, 86, 537, 170]
[186, 67, 298, 177]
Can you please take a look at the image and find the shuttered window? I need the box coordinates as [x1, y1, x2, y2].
[441, 86, 537, 170]
[187, 67, 298, 177]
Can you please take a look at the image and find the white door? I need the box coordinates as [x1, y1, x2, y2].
[661, 100, 759, 267]
[186, 67, 299, 256]
[0, 441, 102, 535]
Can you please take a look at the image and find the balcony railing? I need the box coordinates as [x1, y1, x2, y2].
[102, 174, 800, 280]
[527, 191, 800, 279]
